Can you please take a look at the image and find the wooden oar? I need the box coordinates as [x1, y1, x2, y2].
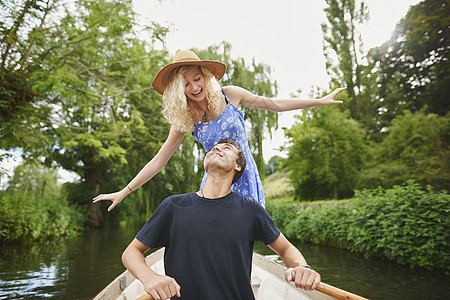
[135, 282, 368, 300]
[316, 282, 369, 300]
[136, 294, 153, 300]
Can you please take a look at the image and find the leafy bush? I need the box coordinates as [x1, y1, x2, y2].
[359, 111, 449, 191]
[0, 162, 86, 243]
[266, 201, 299, 231]
[0, 189, 85, 243]
[348, 182, 449, 270]
[278, 181, 449, 270]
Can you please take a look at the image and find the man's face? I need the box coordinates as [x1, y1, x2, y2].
[204, 143, 241, 174]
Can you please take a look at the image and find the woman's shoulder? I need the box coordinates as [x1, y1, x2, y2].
[223, 86, 245, 106]
[222, 85, 246, 95]
[223, 85, 255, 107]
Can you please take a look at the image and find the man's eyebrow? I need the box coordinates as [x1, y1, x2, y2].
[224, 143, 238, 150]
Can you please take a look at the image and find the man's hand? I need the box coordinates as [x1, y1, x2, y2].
[285, 266, 321, 291]
[142, 273, 181, 300]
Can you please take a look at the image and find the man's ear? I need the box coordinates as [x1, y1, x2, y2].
[234, 164, 241, 172]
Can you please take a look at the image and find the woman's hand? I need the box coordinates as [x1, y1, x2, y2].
[319, 87, 346, 105]
[92, 189, 127, 211]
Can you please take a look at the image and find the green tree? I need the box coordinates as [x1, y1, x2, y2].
[1, 0, 60, 152]
[360, 110, 450, 191]
[265, 155, 285, 176]
[321, 0, 370, 122]
[45, 1, 172, 226]
[284, 105, 367, 200]
[1, 0, 173, 226]
[193, 42, 279, 179]
[373, 0, 450, 121]
[7, 161, 60, 196]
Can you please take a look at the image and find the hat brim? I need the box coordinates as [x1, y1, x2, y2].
[152, 60, 226, 95]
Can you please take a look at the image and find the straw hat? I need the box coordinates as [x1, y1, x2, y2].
[152, 50, 227, 95]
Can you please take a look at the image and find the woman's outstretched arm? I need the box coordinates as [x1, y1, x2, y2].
[92, 129, 185, 211]
[223, 86, 345, 112]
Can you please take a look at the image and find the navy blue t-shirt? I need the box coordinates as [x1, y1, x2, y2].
[136, 192, 280, 300]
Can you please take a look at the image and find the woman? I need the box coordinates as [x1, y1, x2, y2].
[93, 50, 345, 210]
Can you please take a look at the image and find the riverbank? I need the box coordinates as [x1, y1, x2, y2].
[1, 217, 449, 299]
[264, 178, 449, 272]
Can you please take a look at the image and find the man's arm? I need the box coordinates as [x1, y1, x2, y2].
[122, 238, 181, 300]
[268, 233, 321, 291]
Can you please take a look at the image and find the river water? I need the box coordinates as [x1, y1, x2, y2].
[0, 217, 449, 300]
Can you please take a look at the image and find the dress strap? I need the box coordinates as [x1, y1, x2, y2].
[222, 88, 229, 104]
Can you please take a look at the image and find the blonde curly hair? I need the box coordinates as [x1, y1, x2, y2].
[162, 66, 224, 132]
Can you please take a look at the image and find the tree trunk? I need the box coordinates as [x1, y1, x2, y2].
[85, 172, 104, 227]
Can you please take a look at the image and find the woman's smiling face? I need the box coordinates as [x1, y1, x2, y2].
[183, 66, 206, 102]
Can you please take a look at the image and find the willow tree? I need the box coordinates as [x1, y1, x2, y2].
[1, 0, 173, 226]
[193, 42, 278, 179]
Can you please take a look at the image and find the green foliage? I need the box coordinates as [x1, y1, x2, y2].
[266, 201, 299, 232]
[347, 183, 449, 270]
[265, 155, 286, 176]
[0, 0, 60, 153]
[374, 0, 450, 118]
[0, 162, 85, 242]
[0, 0, 175, 225]
[321, 0, 371, 122]
[284, 105, 367, 200]
[0, 190, 85, 243]
[360, 110, 450, 191]
[280, 181, 449, 270]
[285, 203, 349, 247]
[7, 161, 60, 196]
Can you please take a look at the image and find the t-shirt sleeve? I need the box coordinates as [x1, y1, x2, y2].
[253, 201, 281, 245]
[136, 197, 172, 248]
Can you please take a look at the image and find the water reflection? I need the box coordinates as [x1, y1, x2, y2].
[0, 218, 449, 300]
[255, 241, 450, 300]
[0, 217, 146, 300]
[1, 240, 66, 299]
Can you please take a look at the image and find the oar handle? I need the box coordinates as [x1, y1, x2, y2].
[136, 294, 153, 300]
[317, 282, 369, 300]
[135, 282, 368, 300]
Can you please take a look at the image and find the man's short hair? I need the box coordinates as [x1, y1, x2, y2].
[216, 139, 246, 184]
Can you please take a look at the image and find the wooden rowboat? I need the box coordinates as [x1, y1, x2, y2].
[93, 248, 368, 300]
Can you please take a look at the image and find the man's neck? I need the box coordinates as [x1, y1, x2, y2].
[199, 174, 233, 199]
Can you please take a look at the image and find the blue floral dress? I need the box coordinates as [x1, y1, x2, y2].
[192, 89, 265, 207]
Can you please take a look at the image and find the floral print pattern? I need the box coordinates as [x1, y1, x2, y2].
[192, 90, 265, 207]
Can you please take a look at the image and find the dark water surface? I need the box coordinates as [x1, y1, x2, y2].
[1, 218, 449, 300]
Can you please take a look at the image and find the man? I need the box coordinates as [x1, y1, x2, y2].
[122, 139, 321, 300]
